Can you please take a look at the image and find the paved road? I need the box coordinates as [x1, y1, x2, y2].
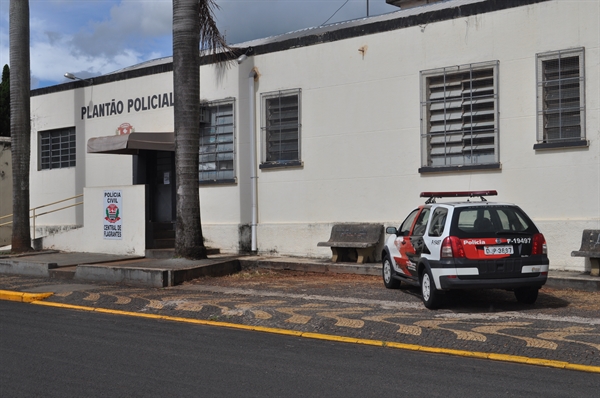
[1, 270, 599, 369]
[1, 300, 598, 398]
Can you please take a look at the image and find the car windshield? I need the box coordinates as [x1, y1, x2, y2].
[451, 205, 537, 237]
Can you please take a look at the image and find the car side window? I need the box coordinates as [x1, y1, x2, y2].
[399, 209, 420, 236]
[412, 208, 430, 237]
[428, 207, 448, 237]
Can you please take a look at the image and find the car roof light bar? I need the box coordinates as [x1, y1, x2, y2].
[420, 190, 498, 204]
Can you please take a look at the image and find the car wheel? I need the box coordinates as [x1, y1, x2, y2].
[382, 255, 401, 289]
[421, 269, 441, 309]
[514, 287, 539, 304]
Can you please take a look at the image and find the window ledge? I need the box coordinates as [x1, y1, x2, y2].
[419, 163, 501, 174]
[259, 160, 303, 170]
[199, 178, 237, 186]
[533, 140, 589, 151]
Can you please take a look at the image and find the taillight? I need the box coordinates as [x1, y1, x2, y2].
[532, 233, 547, 255]
[441, 236, 465, 258]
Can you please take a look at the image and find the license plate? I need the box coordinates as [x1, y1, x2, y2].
[484, 245, 513, 255]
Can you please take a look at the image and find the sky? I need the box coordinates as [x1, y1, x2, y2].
[0, 0, 399, 89]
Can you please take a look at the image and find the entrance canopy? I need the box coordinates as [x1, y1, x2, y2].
[87, 132, 174, 154]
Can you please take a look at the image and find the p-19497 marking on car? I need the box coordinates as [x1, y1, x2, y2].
[382, 190, 549, 309]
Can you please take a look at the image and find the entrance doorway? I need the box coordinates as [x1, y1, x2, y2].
[133, 150, 176, 249]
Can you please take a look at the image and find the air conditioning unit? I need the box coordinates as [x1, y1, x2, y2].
[199, 108, 210, 124]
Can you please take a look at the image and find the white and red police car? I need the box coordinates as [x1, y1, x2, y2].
[382, 191, 549, 309]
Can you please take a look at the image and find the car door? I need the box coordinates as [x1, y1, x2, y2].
[407, 207, 431, 266]
[391, 206, 429, 279]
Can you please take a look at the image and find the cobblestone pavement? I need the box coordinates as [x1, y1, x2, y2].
[2, 269, 599, 367]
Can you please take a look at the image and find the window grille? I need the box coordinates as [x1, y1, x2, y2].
[261, 89, 301, 165]
[39, 127, 76, 170]
[199, 100, 235, 182]
[420, 61, 498, 168]
[536, 48, 585, 143]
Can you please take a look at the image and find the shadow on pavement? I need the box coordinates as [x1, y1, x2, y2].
[435, 288, 570, 312]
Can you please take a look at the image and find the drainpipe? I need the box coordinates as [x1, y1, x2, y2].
[248, 68, 258, 252]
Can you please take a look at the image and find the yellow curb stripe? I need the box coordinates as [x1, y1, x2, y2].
[566, 363, 600, 373]
[14, 297, 600, 375]
[251, 325, 303, 337]
[0, 290, 53, 303]
[384, 341, 424, 351]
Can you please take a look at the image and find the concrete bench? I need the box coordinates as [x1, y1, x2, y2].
[317, 223, 383, 264]
[571, 229, 600, 276]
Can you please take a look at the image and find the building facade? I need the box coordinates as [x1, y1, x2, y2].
[29, 0, 599, 271]
[0, 137, 11, 246]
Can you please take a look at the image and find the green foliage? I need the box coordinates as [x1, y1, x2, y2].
[0, 65, 9, 137]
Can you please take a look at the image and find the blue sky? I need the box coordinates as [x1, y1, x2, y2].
[0, 0, 398, 89]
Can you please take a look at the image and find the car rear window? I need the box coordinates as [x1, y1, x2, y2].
[451, 206, 537, 237]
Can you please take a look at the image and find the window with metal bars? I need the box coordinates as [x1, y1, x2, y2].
[39, 127, 76, 170]
[199, 100, 235, 183]
[536, 48, 585, 145]
[260, 89, 301, 168]
[420, 61, 499, 170]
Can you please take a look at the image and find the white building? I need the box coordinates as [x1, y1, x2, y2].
[29, 0, 599, 272]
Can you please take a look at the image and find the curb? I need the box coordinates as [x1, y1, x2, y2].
[0, 289, 54, 302]
[21, 298, 600, 375]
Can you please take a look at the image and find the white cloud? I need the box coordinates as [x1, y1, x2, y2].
[30, 38, 146, 84]
[29, 0, 172, 87]
[71, 0, 172, 58]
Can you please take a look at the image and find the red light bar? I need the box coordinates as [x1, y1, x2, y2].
[420, 190, 497, 198]
[421, 190, 498, 203]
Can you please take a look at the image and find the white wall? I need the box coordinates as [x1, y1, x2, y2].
[42, 185, 146, 256]
[0, 139, 11, 246]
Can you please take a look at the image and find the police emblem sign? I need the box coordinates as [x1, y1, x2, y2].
[103, 190, 122, 240]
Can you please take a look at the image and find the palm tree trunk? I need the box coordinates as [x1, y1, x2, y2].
[9, 0, 32, 252]
[172, 0, 206, 259]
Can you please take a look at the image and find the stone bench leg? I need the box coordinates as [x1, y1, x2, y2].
[330, 247, 340, 263]
[591, 258, 599, 277]
[356, 248, 373, 264]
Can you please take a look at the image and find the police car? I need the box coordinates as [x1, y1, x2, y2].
[382, 191, 549, 309]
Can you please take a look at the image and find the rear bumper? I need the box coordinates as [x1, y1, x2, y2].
[439, 274, 547, 290]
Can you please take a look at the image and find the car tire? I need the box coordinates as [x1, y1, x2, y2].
[421, 268, 441, 309]
[514, 287, 539, 304]
[382, 255, 401, 289]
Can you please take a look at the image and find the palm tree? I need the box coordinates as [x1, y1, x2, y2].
[172, 0, 228, 259]
[9, 0, 32, 252]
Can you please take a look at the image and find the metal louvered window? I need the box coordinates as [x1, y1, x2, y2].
[260, 89, 301, 168]
[199, 100, 235, 183]
[420, 61, 499, 169]
[39, 127, 76, 170]
[536, 48, 585, 144]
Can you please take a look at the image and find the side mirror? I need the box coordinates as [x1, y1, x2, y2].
[386, 226, 398, 235]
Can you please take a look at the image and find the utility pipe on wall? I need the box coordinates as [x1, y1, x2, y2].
[248, 68, 258, 252]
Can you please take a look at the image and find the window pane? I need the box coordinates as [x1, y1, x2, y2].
[422, 63, 498, 168]
[199, 102, 235, 181]
[263, 92, 300, 163]
[428, 208, 448, 237]
[537, 50, 584, 143]
[39, 128, 75, 170]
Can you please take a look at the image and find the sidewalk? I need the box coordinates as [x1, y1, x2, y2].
[0, 250, 598, 291]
